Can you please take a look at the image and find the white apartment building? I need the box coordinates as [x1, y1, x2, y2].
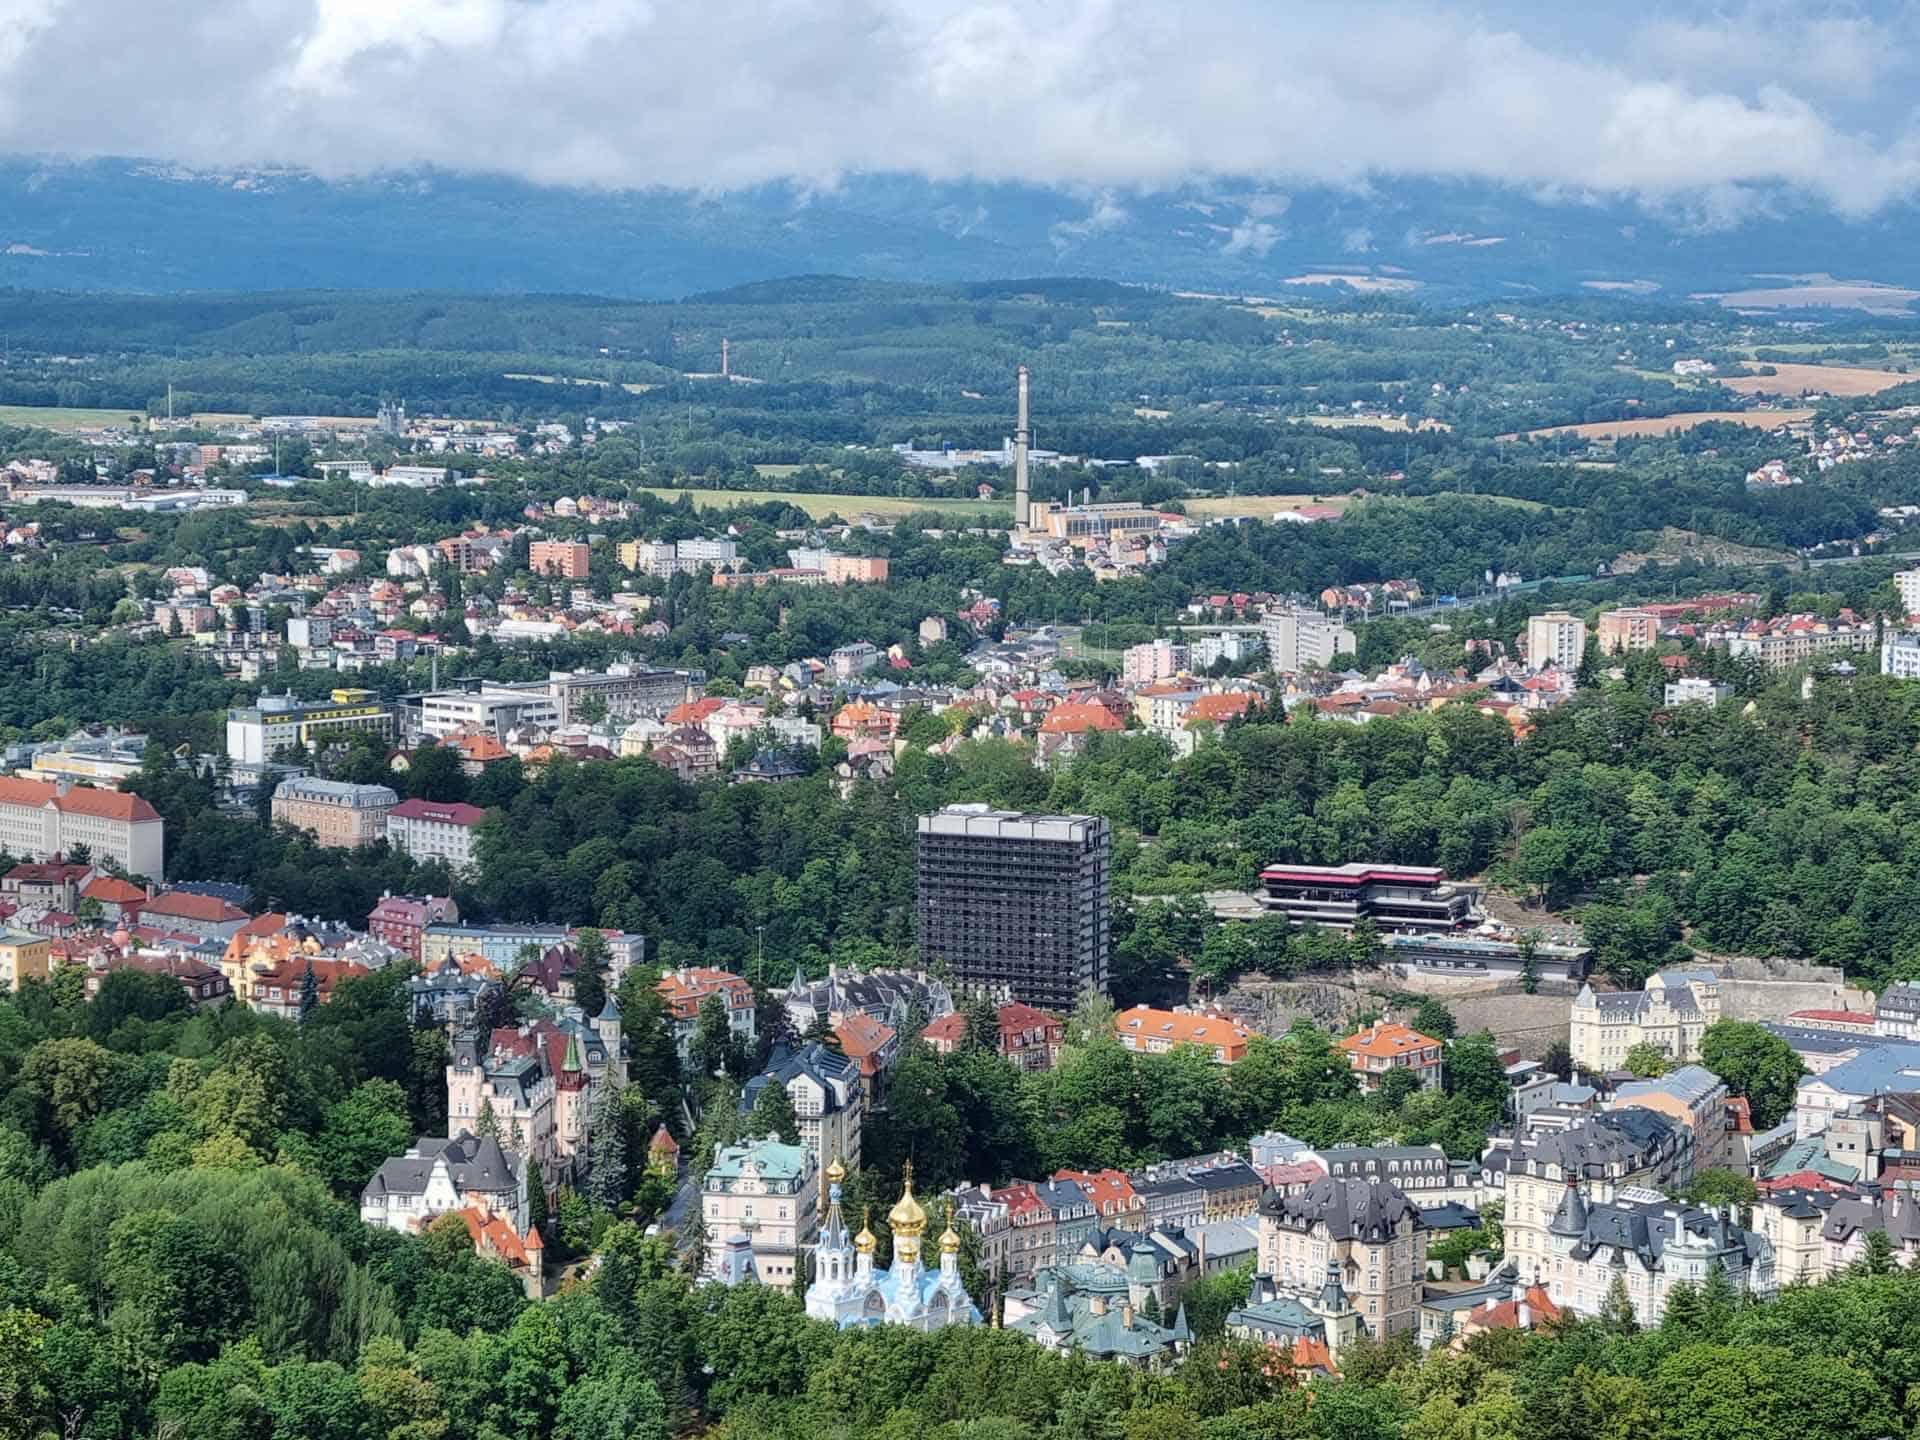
[1883, 632, 1920, 680]
[1263, 607, 1356, 673]
[0, 776, 164, 879]
[1524, 611, 1588, 672]
[386, 799, 488, 874]
[1895, 568, 1920, 617]
[418, 686, 561, 739]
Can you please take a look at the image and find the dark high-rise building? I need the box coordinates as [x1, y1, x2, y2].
[915, 805, 1110, 1009]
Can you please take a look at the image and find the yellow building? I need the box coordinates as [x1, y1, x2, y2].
[0, 929, 52, 991]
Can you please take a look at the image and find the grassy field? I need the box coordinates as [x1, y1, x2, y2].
[634, 486, 1008, 520]
[1183, 494, 1351, 519]
[1508, 409, 1814, 441]
[1723, 362, 1914, 398]
[0, 404, 146, 431]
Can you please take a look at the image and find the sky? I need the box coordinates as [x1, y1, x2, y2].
[1, 0, 1917, 215]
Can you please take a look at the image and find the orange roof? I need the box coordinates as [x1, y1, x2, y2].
[1464, 1285, 1562, 1332]
[1788, 1009, 1876, 1026]
[0, 776, 160, 823]
[832, 1011, 896, 1062]
[143, 891, 248, 924]
[1185, 693, 1253, 726]
[454, 733, 511, 762]
[81, 876, 147, 905]
[650, 1124, 680, 1154]
[1053, 1168, 1138, 1215]
[1339, 1022, 1443, 1061]
[454, 1206, 538, 1267]
[655, 966, 754, 1021]
[1291, 1335, 1339, 1377]
[1040, 702, 1123, 734]
[665, 697, 727, 725]
[1112, 1004, 1250, 1060]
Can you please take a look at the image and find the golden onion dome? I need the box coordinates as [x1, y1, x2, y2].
[854, 1208, 877, 1255]
[939, 1223, 962, 1255]
[887, 1161, 928, 1237]
[825, 1156, 846, 1188]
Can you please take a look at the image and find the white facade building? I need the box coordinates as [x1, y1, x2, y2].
[1263, 608, 1355, 673]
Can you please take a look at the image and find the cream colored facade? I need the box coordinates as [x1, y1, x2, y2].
[1258, 1180, 1428, 1340]
[0, 930, 51, 991]
[702, 1136, 819, 1287]
[1569, 969, 1720, 1072]
[1525, 611, 1588, 671]
[271, 778, 398, 848]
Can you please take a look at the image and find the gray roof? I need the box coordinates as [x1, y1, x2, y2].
[1764, 1023, 1892, 1057]
[1612, 1065, 1725, 1108]
[1550, 1190, 1766, 1270]
[741, 1042, 861, 1115]
[1260, 1176, 1422, 1243]
[1807, 1043, 1920, 1100]
[1190, 1161, 1263, 1191]
[361, 1131, 520, 1202]
[1879, 983, 1920, 1018]
[1192, 1218, 1258, 1261]
[1517, 1108, 1682, 1177]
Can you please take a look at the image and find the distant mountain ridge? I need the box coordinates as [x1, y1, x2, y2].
[5, 158, 1920, 307]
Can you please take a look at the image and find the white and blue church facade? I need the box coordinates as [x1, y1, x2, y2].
[806, 1159, 982, 1331]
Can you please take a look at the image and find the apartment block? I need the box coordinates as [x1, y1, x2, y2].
[1524, 611, 1588, 671]
[1263, 607, 1355, 673]
[916, 805, 1111, 1010]
[1596, 608, 1658, 654]
[529, 541, 591, 578]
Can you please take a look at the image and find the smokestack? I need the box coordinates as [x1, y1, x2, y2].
[1014, 364, 1031, 532]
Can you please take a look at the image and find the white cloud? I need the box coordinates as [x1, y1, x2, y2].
[0, 0, 1914, 215]
[1222, 220, 1281, 257]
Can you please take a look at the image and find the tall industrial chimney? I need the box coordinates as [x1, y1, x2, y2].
[1014, 364, 1031, 533]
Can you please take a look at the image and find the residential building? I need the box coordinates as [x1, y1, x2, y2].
[1122, 640, 1186, 684]
[1596, 608, 1658, 654]
[1256, 863, 1476, 933]
[779, 965, 954, 1035]
[1006, 1270, 1190, 1366]
[1190, 1161, 1266, 1220]
[3, 860, 98, 911]
[1131, 1172, 1207, 1234]
[447, 1012, 626, 1200]
[1664, 677, 1733, 706]
[915, 805, 1111, 1010]
[1755, 1187, 1920, 1285]
[741, 1043, 865, 1174]
[1568, 967, 1722, 1072]
[657, 966, 758, 1064]
[1723, 614, 1876, 668]
[1526, 1188, 1773, 1325]
[0, 777, 164, 879]
[367, 893, 461, 962]
[242, 955, 372, 1019]
[270, 776, 398, 848]
[923, 1000, 1065, 1071]
[996, 1181, 1057, 1278]
[0, 929, 51, 991]
[83, 950, 230, 1007]
[1609, 1065, 1736, 1171]
[1504, 1109, 1697, 1286]
[1258, 1177, 1428, 1340]
[807, 1161, 981, 1329]
[832, 1012, 898, 1100]
[225, 688, 394, 764]
[386, 798, 488, 874]
[619, 538, 739, 576]
[139, 889, 250, 941]
[1879, 983, 1920, 1040]
[1112, 1004, 1251, 1064]
[360, 1131, 528, 1235]
[1884, 631, 1920, 680]
[1312, 1145, 1460, 1200]
[1263, 606, 1356, 673]
[1523, 611, 1588, 671]
[1896, 568, 1920, 617]
[1795, 1044, 1920, 1138]
[702, 1135, 818, 1287]
[1036, 1178, 1097, 1265]
[529, 541, 591, 578]
[1338, 1023, 1446, 1094]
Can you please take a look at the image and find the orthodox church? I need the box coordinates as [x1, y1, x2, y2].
[806, 1159, 982, 1330]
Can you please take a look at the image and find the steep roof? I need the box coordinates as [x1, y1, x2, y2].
[1260, 1176, 1423, 1242]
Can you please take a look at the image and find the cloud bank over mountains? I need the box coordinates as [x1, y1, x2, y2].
[1, 0, 1917, 216]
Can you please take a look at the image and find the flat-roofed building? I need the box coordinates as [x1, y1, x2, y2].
[916, 805, 1111, 1010]
[226, 688, 394, 764]
[1596, 608, 1658, 654]
[1258, 863, 1476, 933]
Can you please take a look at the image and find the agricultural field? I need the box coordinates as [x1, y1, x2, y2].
[1182, 493, 1351, 519]
[1510, 409, 1814, 441]
[634, 486, 1008, 521]
[1302, 414, 1452, 433]
[1722, 362, 1914, 398]
[0, 403, 145, 431]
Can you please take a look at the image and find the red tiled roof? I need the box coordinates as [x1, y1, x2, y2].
[81, 876, 147, 904]
[0, 776, 160, 823]
[1039, 702, 1123, 734]
[142, 891, 247, 923]
[832, 1011, 896, 1063]
[388, 798, 489, 826]
[1788, 1009, 1876, 1026]
[1465, 1285, 1562, 1332]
